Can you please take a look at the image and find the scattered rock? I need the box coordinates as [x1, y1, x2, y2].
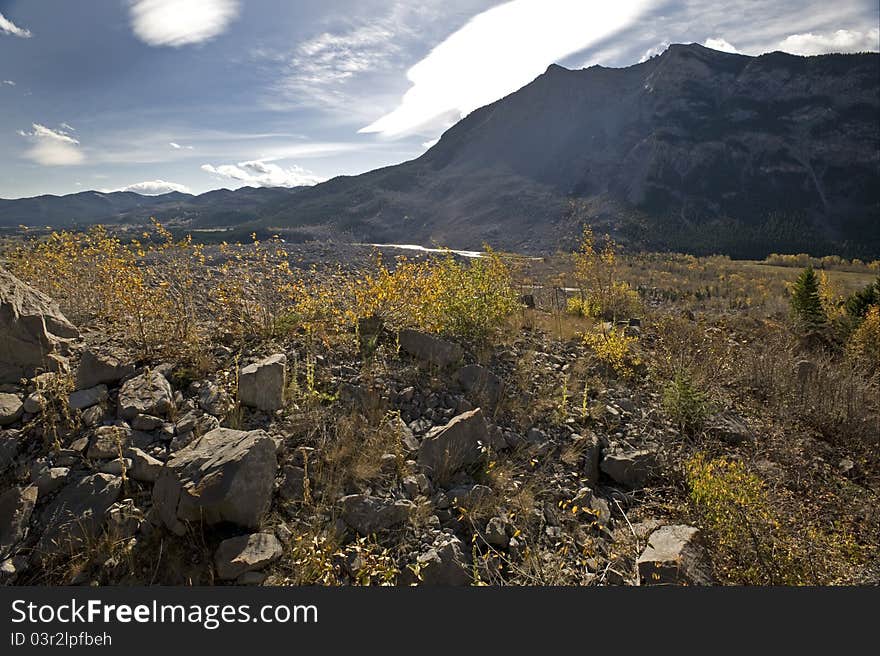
[238, 354, 286, 412]
[601, 449, 658, 488]
[417, 408, 489, 481]
[0, 431, 20, 472]
[35, 473, 121, 558]
[484, 517, 509, 547]
[456, 364, 504, 406]
[795, 359, 817, 385]
[709, 411, 755, 445]
[105, 500, 143, 541]
[0, 393, 23, 426]
[22, 393, 45, 415]
[0, 268, 78, 384]
[153, 427, 278, 530]
[0, 486, 38, 558]
[68, 384, 108, 411]
[416, 534, 471, 585]
[132, 414, 163, 431]
[87, 426, 130, 460]
[637, 525, 715, 586]
[127, 447, 164, 483]
[214, 533, 283, 580]
[31, 466, 69, 498]
[278, 465, 306, 502]
[399, 329, 464, 368]
[75, 349, 134, 391]
[117, 370, 174, 420]
[446, 484, 493, 509]
[341, 495, 414, 535]
[198, 381, 233, 418]
[100, 457, 132, 476]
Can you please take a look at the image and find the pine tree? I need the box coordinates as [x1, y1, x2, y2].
[790, 266, 826, 328]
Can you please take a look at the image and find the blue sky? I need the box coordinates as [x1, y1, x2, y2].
[1, 0, 878, 199]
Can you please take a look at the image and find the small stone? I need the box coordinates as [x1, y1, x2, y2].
[238, 354, 286, 412]
[132, 414, 164, 431]
[87, 426, 130, 460]
[68, 385, 108, 411]
[0, 394, 23, 426]
[214, 533, 283, 580]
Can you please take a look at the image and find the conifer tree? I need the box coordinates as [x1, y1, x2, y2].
[790, 266, 826, 327]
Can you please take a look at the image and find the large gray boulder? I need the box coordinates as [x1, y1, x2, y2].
[238, 354, 286, 412]
[153, 427, 278, 530]
[35, 473, 121, 558]
[0, 268, 78, 383]
[117, 370, 174, 420]
[214, 533, 283, 580]
[75, 350, 134, 391]
[0, 486, 37, 559]
[637, 525, 716, 586]
[399, 329, 463, 368]
[68, 384, 108, 411]
[340, 495, 414, 535]
[417, 408, 489, 481]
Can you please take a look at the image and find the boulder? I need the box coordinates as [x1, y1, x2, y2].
[340, 495, 414, 535]
[708, 411, 755, 445]
[31, 466, 70, 498]
[117, 370, 174, 420]
[198, 381, 233, 418]
[105, 500, 144, 541]
[22, 393, 45, 415]
[399, 329, 463, 368]
[0, 486, 37, 559]
[0, 393, 23, 426]
[126, 447, 164, 483]
[456, 364, 504, 407]
[0, 268, 78, 384]
[278, 465, 306, 502]
[238, 354, 286, 412]
[417, 408, 489, 481]
[68, 384, 108, 411]
[214, 533, 283, 580]
[75, 349, 134, 391]
[416, 534, 471, 585]
[600, 449, 658, 488]
[0, 430, 20, 472]
[637, 525, 715, 586]
[87, 426, 130, 460]
[35, 473, 121, 557]
[152, 427, 278, 530]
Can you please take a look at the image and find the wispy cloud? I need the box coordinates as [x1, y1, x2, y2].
[118, 180, 192, 195]
[201, 160, 325, 188]
[777, 28, 880, 56]
[360, 0, 654, 138]
[0, 12, 32, 38]
[129, 0, 240, 47]
[17, 124, 85, 166]
[1, 80, 16, 87]
[169, 141, 194, 150]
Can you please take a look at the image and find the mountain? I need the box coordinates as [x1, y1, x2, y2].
[2, 44, 878, 257]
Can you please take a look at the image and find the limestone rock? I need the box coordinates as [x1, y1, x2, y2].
[68, 384, 108, 411]
[117, 370, 174, 420]
[152, 427, 278, 530]
[637, 525, 715, 586]
[238, 354, 286, 412]
[601, 449, 658, 488]
[417, 408, 489, 481]
[0, 393, 23, 426]
[0, 268, 78, 384]
[214, 533, 283, 580]
[0, 486, 37, 559]
[399, 329, 464, 368]
[75, 349, 134, 391]
[456, 364, 504, 406]
[340, 495, 414, 535]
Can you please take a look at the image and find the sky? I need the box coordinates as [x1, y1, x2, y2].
[1, 0, 878, 199]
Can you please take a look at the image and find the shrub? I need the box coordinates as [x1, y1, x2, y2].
[844, 275, 880, 321]
[662, 371, 709, 435]
[847, 305, 880, 371]
[572, 223, 641, 320]
[582, 325, 640, 378]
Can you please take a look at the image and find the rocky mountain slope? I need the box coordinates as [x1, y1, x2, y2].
[2, 44, 878, 257]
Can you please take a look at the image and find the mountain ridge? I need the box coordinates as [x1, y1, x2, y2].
[2, 43, 878, 257]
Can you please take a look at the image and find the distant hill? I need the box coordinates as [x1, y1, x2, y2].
[2, 44, 878, 257]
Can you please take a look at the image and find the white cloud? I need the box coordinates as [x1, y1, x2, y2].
[201, 160, 325, 188]
[18, 124, 85, 166]
[1, 80, 16, 86]
[703, 37, 739, 53]
[0, 12, 32, 38]
[169, 141, 193, 150]
[129, 0, 240, 47]
[360, 0, 653, 137]
[777, 28, 880, 56]
[639, 42, 670, 62]
[119, 180, 192, 195]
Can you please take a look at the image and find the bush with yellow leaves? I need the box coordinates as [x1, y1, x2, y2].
[571, 223, 641, 320]
[847, 305, 880, 371]
[582, 324, 641, 378]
